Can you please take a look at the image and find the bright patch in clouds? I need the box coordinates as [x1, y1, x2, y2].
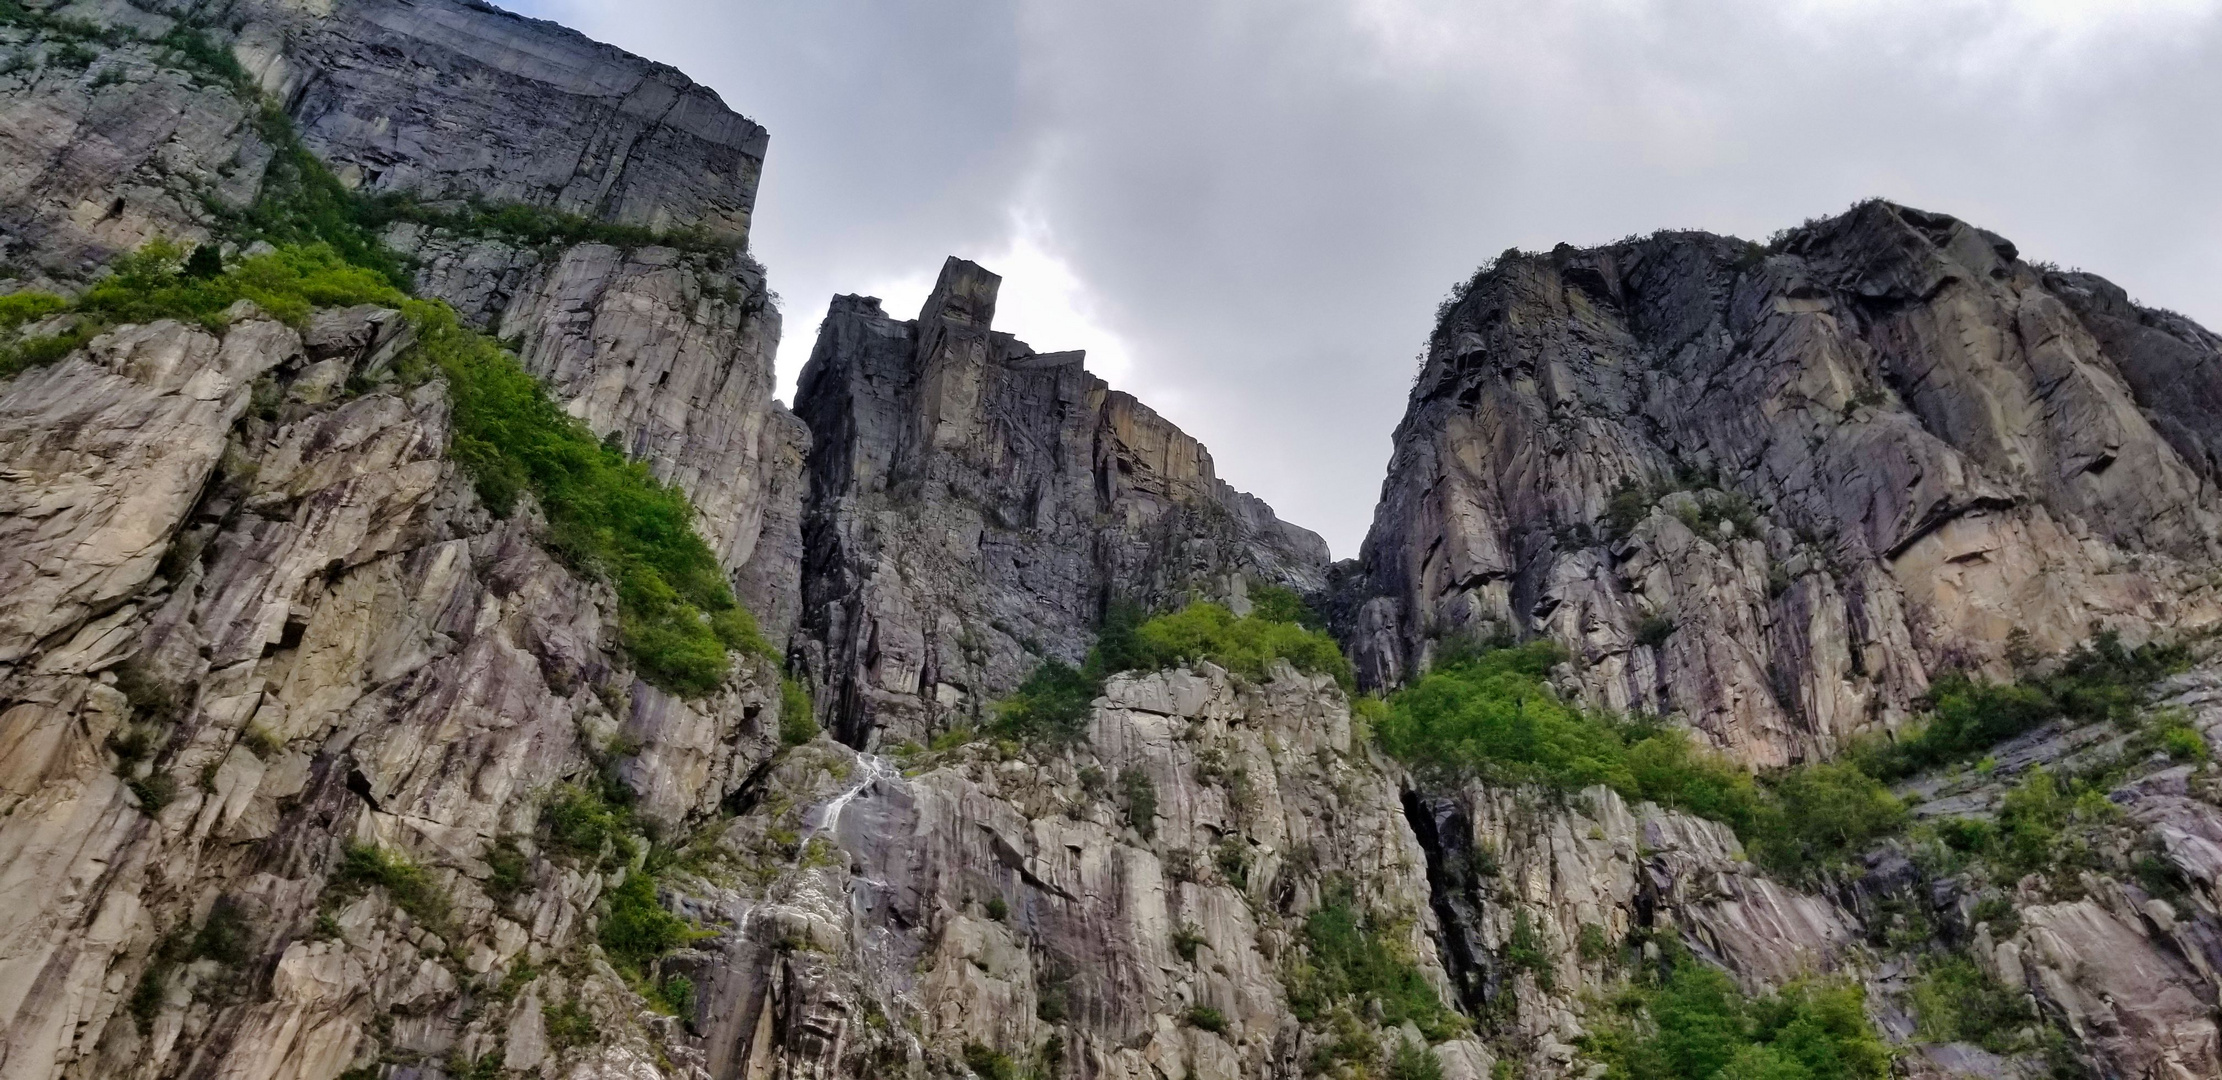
[776, 208, 1133, 398]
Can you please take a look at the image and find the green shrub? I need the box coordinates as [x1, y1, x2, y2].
[963, 1043, 1022, 1080]
[0, 291, 66, 331]
[2159, 722, 2209, 763]
[1744, 762, 1906, 878]
[1251, 582, 1328, 630]
[1286, 881, 1459, 1042]
[778, 677, 818, 746]
[483, 836, 531, 906]
[1858, 631, 2188, 780]
[1389, 1038, 1445, 1080]
[191, 897, 252, 966]
[1120, 767, 1158, 841]
[1633, 614, 1676, 649]
[328, 843, 452, 934]
[1378, 641, 1760, 831]
[1124, 602, 1353, 687]
[126, 773, 176, 815]
[1172, 923, 1207, 963]
[984, 895, 1009, 922]
[1186, 1005, 1229, 1033]
[993, 659, 1096, 744]
[1579, 922, 1614, 963]
[1506, 908, 1555, 989]
[1910, 954, 2036, 1055]
[543, 994, 598, 1049]
[1584, 948, 1889, 1080]
[543, 783, 639, 870]
[599, 870, 697, 980]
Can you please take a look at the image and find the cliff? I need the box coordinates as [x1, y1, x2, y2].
[1346, 201, 2222, 766]
[4, 2, 2222, 1079]
[792, 257, 1331, 749]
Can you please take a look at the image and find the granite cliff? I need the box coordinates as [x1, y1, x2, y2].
[3, 3, 2222, 1080]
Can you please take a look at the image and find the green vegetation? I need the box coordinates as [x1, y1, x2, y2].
[543, 994, 598, 1049]
[991, 587, 1347, 749]
[1389, 1037, 1446, 1080]
[327, 843, 454, 936]
[1251, 582, 1328, 630]
[1856, 632, 2188, 780]
[1119, 766, 1158, 841]
[1375, 642, 1760, 829]
[1372, 633, 2201, 880]
[7, 236, 768, 695]
[779, 677, 819, 746]
[599, 871, 699, 982]
[543, 782, 641, 871]
[993, 659, 1097, 744]
[1185, 1005, 1229, 1033]
[1908, 954, 2038, 1055]
[1584, 947, 1889, 1080]
[1922, 765, 2124, 881]
[483, 836, 531, 907]
[1172, 923, 1207, 963]
[1286, 881, 1460, 1043]
[1117, 601, 1353, 689]
[0, 11, 780, 695]
[1505, 908, 1555, 989]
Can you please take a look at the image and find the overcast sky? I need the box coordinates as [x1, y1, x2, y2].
[501, 0, 2222, 559]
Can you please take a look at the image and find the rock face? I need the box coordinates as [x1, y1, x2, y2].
[1345, 201, 2222, 766]
[0, 307, 794, 1080]
[0, 0, 804, 642]
[792, 258, 1331, 748]
[9, 3, 2222, 1079]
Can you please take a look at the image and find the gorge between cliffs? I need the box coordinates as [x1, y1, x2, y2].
[4, 3, 2222, 1080]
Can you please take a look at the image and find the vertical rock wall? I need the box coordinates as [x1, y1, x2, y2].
[792, 257, 1331, 748]
[1346, 201, 2222, 765]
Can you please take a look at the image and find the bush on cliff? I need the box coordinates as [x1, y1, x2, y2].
[52, 238, 765, 696]
[1583, 946, 1889, 1080]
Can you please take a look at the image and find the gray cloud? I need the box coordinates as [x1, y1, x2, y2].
[504, 0, 2222, 558]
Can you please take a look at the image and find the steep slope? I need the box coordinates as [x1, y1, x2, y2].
[1346, 201, 2222, 766]
[0, 3, 808, 1078]
[792, 257, 1331, 748]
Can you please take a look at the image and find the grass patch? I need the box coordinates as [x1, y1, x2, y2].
[1583, 946, 1889, 1080]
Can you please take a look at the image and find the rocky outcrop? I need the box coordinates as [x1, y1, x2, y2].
[0, 307, 797, 1080]
[793, 257, 1331, 748]
[0, 0, 805, 644]
[1346, 201, 2222, 766]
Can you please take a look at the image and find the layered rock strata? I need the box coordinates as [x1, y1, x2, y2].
[792, 257, 1331, 748]
[0, 0, 804, 641]
[0, 307, 796, 1080]
[1346, 201, 2222, 766]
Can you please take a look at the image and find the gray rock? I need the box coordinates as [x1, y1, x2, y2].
[792, 257, 1332, 748]
[1344, 200, 2222, 766]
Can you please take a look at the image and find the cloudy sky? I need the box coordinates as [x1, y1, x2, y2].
[502, 0, 2222, 559]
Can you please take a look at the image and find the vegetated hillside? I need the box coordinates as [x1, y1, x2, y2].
[4, 1, 2222, 1078]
